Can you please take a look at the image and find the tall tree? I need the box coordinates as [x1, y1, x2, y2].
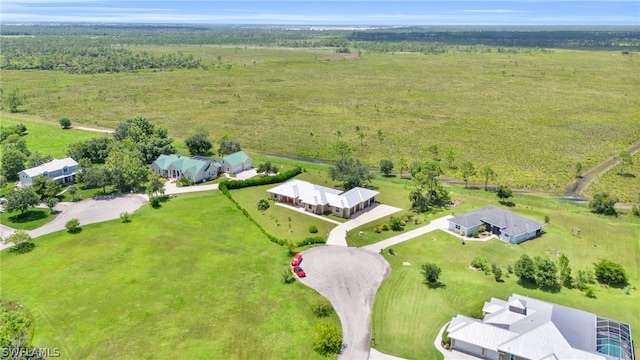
[534, 256, 558, 288]
[379, 159, 394, 175]
[409, 160, 449, 212]
[421, 263, 442, 286]
[496, 185, 513, 202]
[27, 151, 53, 168]
[106, 147, 148, 192]
[589, 192, 618, 216]
[5, 187, 40, 214]
[6, 88, 24, 113]
[185, 128, 212, 155]
[0, 148, 27, 181]
[328, 157, 374, 190]
[480, 165, 497, 191]
[514, 254, 536, 283]
[332, 141, 352, 160]
[459, 161, 476, 188]
[83, 167, 111, 193]
[59, 118, 72, 129]
[575, 162, 584, 178]
[146, 173, 165, 197]
[218, 136, 241, 156]
[593, 259, 628, 286]
[558, 254, 573, 287]
[398, 158, 408, 179]
[445, 149, 456, 170]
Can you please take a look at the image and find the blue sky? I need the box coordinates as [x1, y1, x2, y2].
[1, 1, 638, 25]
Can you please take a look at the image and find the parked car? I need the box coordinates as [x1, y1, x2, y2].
[293, 266, 306, 278]
[291, 253, 303, 267]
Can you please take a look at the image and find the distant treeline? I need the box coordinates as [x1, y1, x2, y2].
[1, 24, 638, 73]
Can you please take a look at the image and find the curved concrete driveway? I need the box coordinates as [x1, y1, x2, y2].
[298, 246, 390, 360]
[27, 194, 148, 238]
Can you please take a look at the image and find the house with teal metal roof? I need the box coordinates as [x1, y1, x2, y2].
[151, 154, 221, 183]
[222, 151, 252, 174]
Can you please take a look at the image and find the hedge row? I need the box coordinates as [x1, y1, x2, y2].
[222, 167, 302, 190]
[218, 167, 326, 248]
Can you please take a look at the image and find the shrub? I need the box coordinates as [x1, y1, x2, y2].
[65, 218, 80, 233]
[149, 196, 161, 209]
[381, 223, 389, 231]
[389, 216, 404, 231]
[421, 263, 442, 285]
[120, 212, 131, 223]
[257, 198, 270, 211]
[514, 254, 536, 283]
[593, 259, 628, 286]
[178, 176, 194, 187]
[373, 226, 381, 233]
[470, 256, 489, 272]
[308, 224, 318, 233]
[472, 231, 479, 238]
[442, 327, 451, 349]
[312, 301, 334, 318]
[282, 270, 294, 284]
[59, 118, 72, 129]
[507, 264, 513, 274]
[544, 215, 551, 224]
[632, 205, 640, 218]
[312, 321, 342, 356]
[584, 286, 597, 298]
[478, 224, 487, 232]
[589, 192, 618, 216]
[388, 248, 396, 255]
[493, 267, 503, 282]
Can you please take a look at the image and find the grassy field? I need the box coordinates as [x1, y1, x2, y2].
[0, 192, 339, 359]
[371, 188, 640, 359]
[0, 116, 104, 158]
[585, 152, 640, 203]
[3, 46, 639, 192]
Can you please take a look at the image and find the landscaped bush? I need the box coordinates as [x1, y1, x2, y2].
[374, 226, 381, 233]
[472, 231, 479, 238]
[312, 301, 334, 318]
[381, 223, 389, 231]
[312, 321, 342, 356]
[308, 224, 318, 233]
[120, 212, 131, 223]
[178, 176, 193, 187]
[471, 256, 489, 272]
[222, 167, 302, 190]
[441, 326, 451, 349]
[389, 216, 404, 231]
[65, 218, 80, 234]
[257, 198, 270, 211]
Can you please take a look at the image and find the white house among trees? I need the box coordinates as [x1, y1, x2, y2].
[18, 157, 78, 187]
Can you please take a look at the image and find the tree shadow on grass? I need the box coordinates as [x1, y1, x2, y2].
[427, 281, 447, 289]
[618, 172, 636, 178]
[67, 227, 83, 235]
[9, 242, 35, 254]
[8, 210, 48, 224]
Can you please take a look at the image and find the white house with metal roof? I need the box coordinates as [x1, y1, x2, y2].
[447, 294, 634, 360]
[267, 179, 379, 218]
[448, 206, 544, 244]
[18, 157, 78, 187]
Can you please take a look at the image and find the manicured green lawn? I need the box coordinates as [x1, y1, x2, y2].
[1, 116, 104, 158]
[0, 192, 338, 359]
[371, 190, 640, 359]
[0, 208, 57, 230]
[231, 180, 337, 242]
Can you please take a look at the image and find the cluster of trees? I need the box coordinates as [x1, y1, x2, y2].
[1, 88, 25, 113]
[513, 254, 627, 297]
[589, 192, 619, 216]
[408, 160, 450, 213]
[329, 141, 374, 190]
[0, 123, 30, 185]
[0, 300, 53, 355]
[2, 35, 203, 73]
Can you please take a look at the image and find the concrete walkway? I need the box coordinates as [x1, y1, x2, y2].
[362, 215, 453, 253]
[326, 204, 403, 246]
[275, 202, 342, 225]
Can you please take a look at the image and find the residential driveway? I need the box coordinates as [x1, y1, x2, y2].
[298, 246, 390, 360]
[361, 215, 453, 253]
[163, 180, 219, 195]
[326, 204, 402, 246]
[27, 194, 147, 238]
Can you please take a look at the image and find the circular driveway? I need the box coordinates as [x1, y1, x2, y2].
[298, 246, 390, 360]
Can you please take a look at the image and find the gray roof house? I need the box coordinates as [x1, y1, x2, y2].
[447, 294, 634, 360]
[448, 206, 544, 244]
[18, 157, 78, 187]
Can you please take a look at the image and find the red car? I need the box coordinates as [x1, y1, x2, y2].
[291, 253, 303, 267]
[293, 266, 306, 278]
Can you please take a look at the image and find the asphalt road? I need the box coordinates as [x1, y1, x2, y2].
[298, 246, 390, 360]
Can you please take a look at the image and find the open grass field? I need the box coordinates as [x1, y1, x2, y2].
[0, 116, 105, 158]
[0, 192, 339, 359]
[0, 208, 56, 230]
[585, 152, 640, 203]
[371, 188, 640, 359]
[3, 46, 639, 192]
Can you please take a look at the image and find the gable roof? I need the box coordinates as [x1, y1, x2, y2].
[168, 157, 208, 175]
[329, 187, 379, 209]
[20, 157, 78, 177]
[153, 154, 181, 170]
[449, 206, 543, 236]
[267, 179, 343, 206]
[222, 151, 250, 166]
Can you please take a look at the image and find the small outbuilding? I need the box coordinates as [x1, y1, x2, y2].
[222, 151, 252, 174]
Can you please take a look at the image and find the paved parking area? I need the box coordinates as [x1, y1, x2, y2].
[297, 246, 390, 360]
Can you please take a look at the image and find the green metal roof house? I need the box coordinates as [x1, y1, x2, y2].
[151, 154, 221, 183]
[221, 151, 252, 174]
